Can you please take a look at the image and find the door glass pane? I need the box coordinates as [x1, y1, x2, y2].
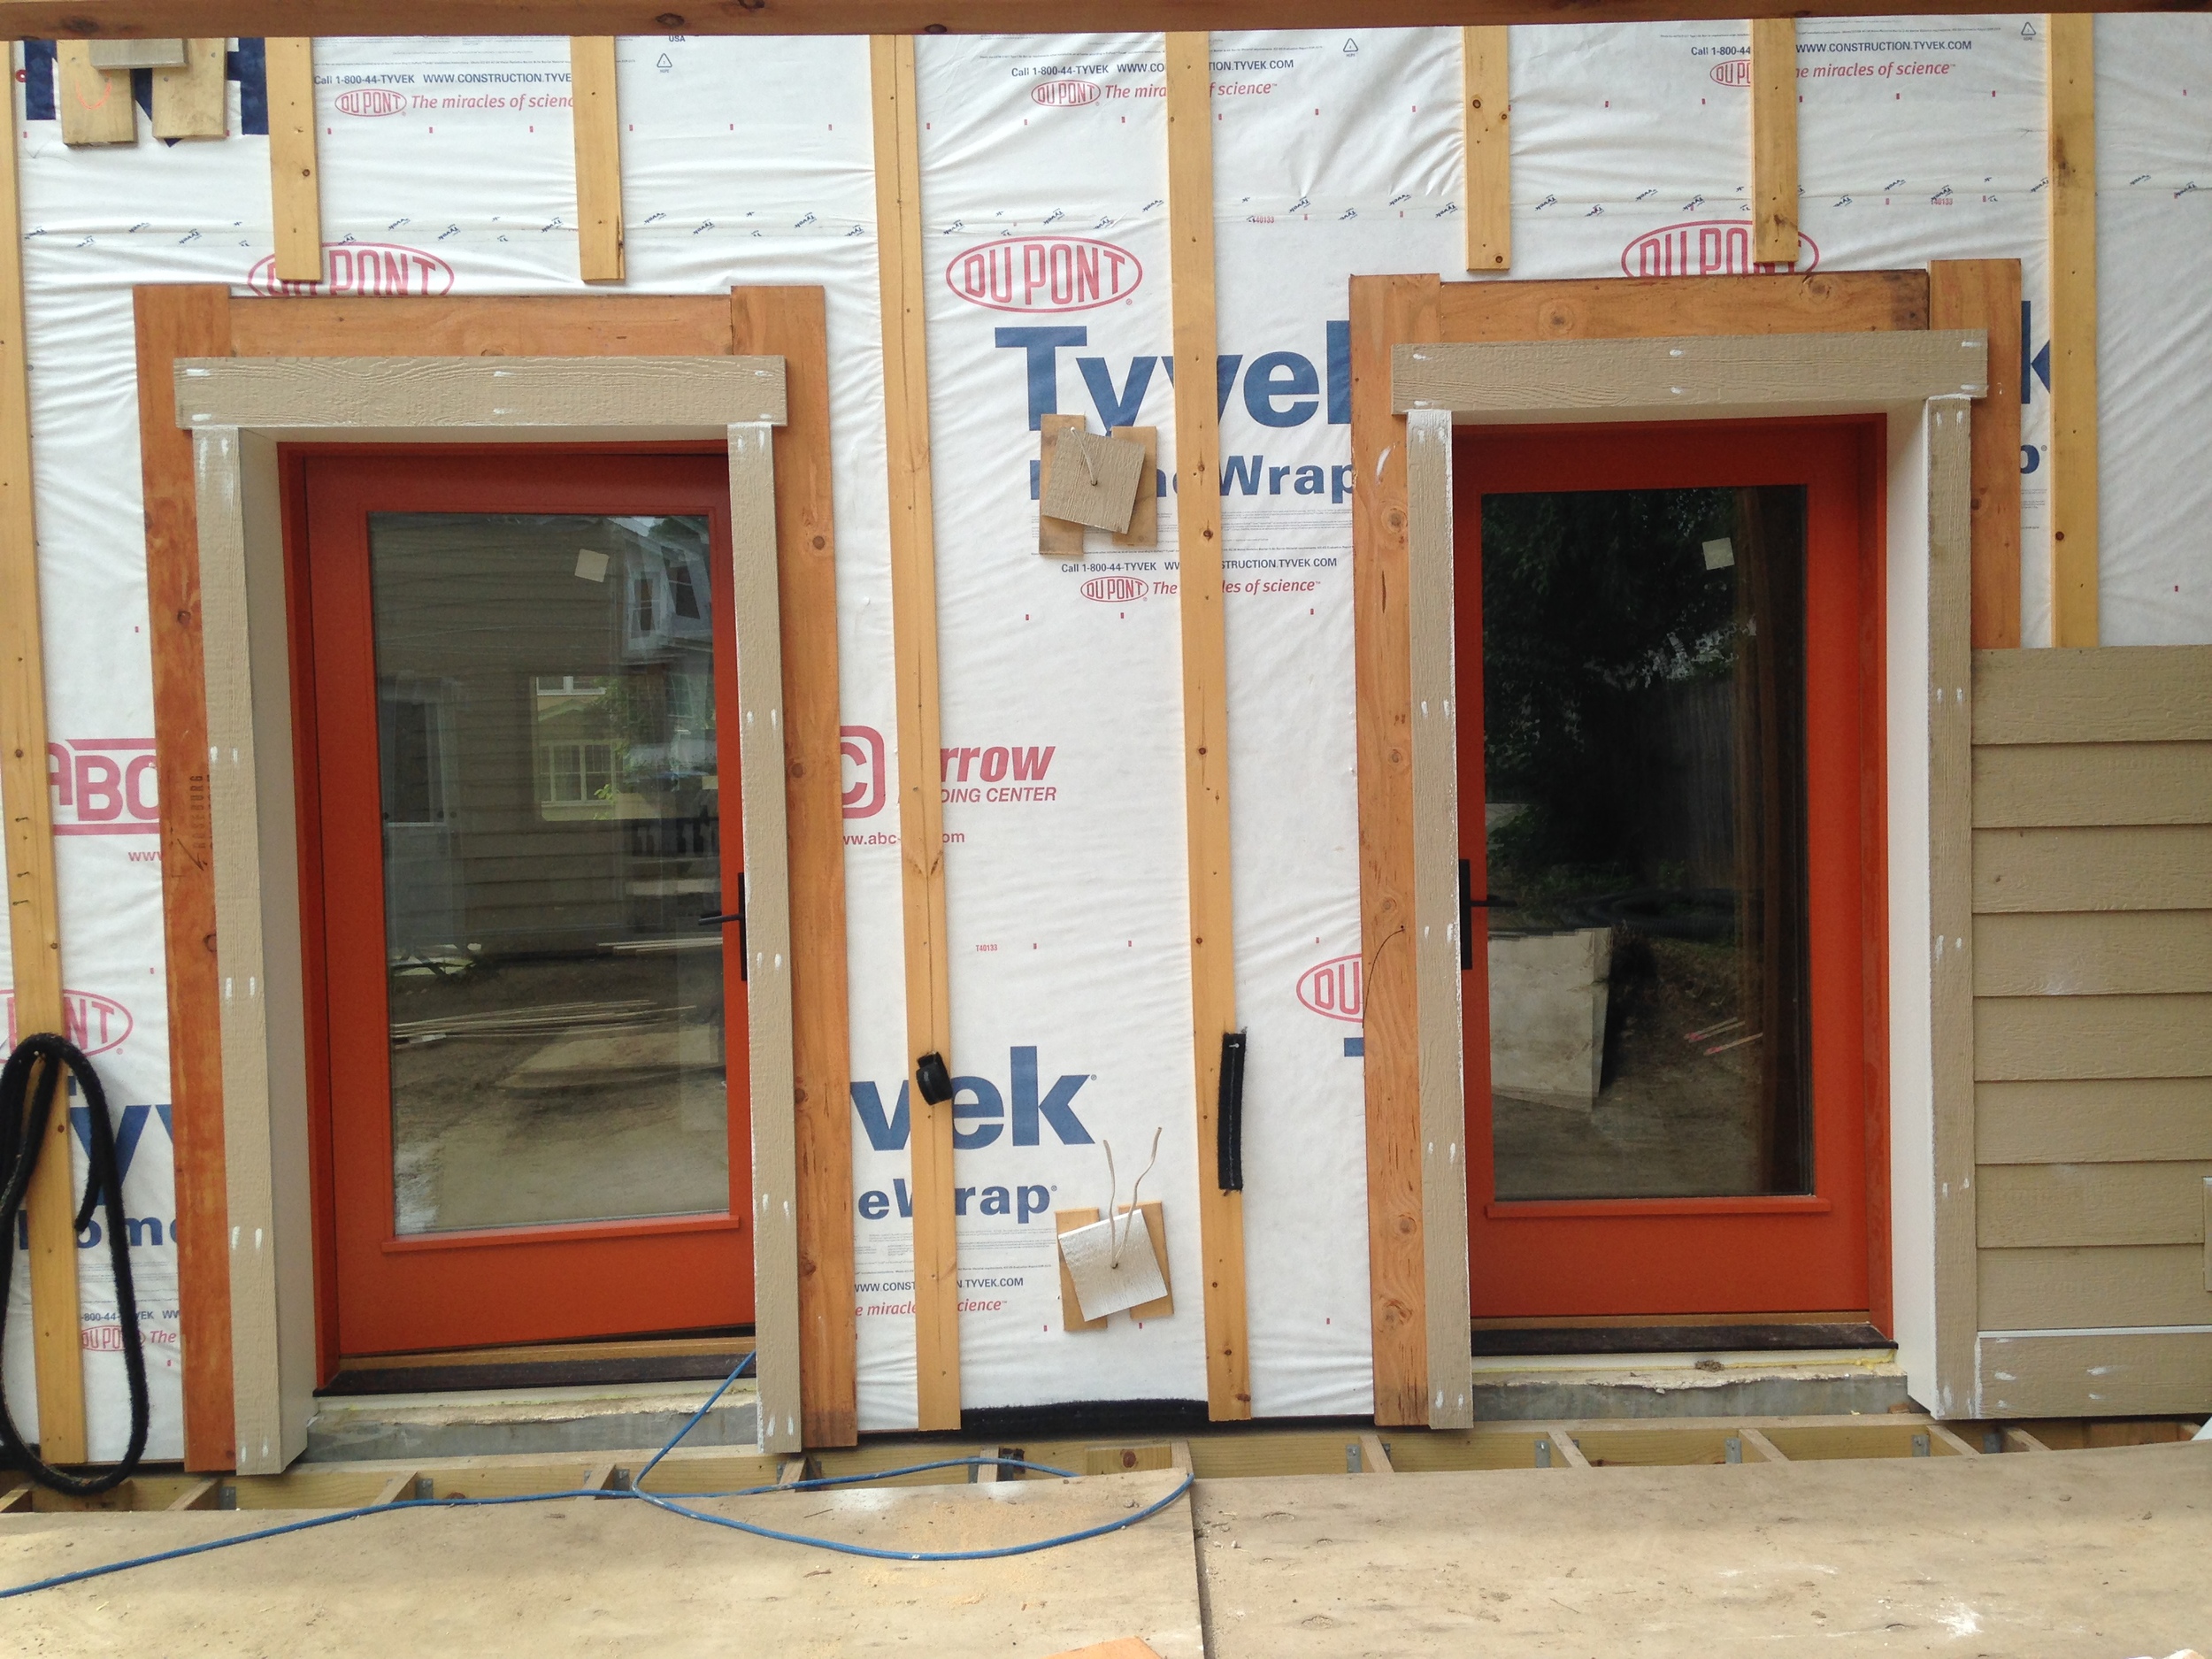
[371, 512, 730, 1234]
[1481, 487, 1811, 1200]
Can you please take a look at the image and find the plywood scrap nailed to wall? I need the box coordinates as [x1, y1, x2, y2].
[870, 34, 962, 1432]
[265, 38, 323, 285]
[570, 38, 625, 284]
[1165, 29, 1251, 1425]
[57, 41, 136, 145]
[2046, 14, 2099, 648]
[1461, 28, 1509, 273]
[152, 38, 229, 140]
[1749, 19, 1799, 267]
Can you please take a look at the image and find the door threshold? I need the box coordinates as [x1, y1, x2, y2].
[322, 1333, 753, 1397]
[1472, 1322, 1887, 1358]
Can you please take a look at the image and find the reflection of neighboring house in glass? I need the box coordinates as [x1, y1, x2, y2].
[537, 519, 719, 826]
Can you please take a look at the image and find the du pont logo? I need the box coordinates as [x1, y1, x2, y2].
[1296, 954, 1363, 1024]
[947, 236, 1141, 314]
[1622, 220, 1819, 279]
[3, 989, 134, 1058]
[1032, 79, 1102, 107]
[48, 739, 157, 836]
[248, 243, 457, 299]
[841, 724, 887, 819]
[1710, 58, 1753, 88]
[1079, 574, 1148, 604]
[334, 87, 409, 117]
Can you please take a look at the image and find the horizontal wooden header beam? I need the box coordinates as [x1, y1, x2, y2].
[6, 0, 2193, 39]
[1394, 329, 1987, 423]
[174, 354, 787, 429]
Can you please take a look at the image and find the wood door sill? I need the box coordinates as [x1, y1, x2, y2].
[322, 1332, 754, 1396]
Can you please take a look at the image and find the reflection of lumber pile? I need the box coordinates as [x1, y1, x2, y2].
[499, 1023, 720, 1091]
[1488, 927, 1610, 1105]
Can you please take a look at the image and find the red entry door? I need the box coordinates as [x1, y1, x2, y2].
[1457, 420, 1882, 1323]
[293, 449, 753, 1358]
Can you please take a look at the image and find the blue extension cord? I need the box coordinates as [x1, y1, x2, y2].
[0, 1351, 1195, 1601]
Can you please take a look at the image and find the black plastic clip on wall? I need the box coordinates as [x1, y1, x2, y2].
[1216, 1030, 1248, 1193]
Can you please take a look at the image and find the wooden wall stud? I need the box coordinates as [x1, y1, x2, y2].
[0, 99, 89, 1463]
[1461, 27, 1509, 273]
[1750, 19, 1800, 267]
[570, 38, 625, 284]
[265, 39, 324, 285]
[2047, 13, 2099, 647]
[870, 34, 962, 1432]
[1166, 29, 1251, 1423]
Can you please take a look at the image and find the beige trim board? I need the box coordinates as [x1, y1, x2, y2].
[1394, 333, 1984, 1423]
[1393, 331, 1987, 423]
[190, 358, 802, 1469]
[175, 356, 788, 431]
[1404, 409, 1471, 1429]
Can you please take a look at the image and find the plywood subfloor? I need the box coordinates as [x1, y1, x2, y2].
[1196, 1442, 2212, 1657]
[0, 1471, 1202, 1658]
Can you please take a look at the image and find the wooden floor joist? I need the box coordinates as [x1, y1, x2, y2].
[570, 38, 625, 283]
[1749, 18, 1799, 267]
[265, 38, 324, 284]
[870, 35, 962, 1432]
[1164, 30, 1251, 1424]
[2046, 13, 2099, 647]
[1460, 27, 1509, 273]
[0, 95, 88, 1467]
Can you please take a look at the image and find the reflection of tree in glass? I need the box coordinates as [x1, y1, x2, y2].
[1482, 488, 1736, 879]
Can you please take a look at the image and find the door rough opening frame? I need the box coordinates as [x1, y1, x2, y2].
[1352, 270, 2007, 1430]
[134, 289, 853, 1472]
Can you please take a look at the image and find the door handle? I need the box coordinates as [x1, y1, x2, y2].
[699, 877, 746, 979]
[1458, 858, 1516, 972]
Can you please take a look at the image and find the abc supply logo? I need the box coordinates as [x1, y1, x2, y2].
[334, 87, 409, 116]
[3, 989, 134, 1058]
[947, 237, 1141, 314]
[48, 740, 157, 836]
[1622, 220, 1819, 279]
[1710, 58, 1753, 88]
[1296, 954, 1363, 1024]
[841, 724, 887, 819]
[248, 243, 457, 299]
[1032, 79, 1102, 107]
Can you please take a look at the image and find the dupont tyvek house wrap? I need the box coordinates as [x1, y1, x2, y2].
[1, 18, 2206, 1451]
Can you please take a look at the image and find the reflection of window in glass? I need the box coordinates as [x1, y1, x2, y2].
[538, 741, 615, 804]
[378, 681, 457, 826]
[634, 574, 656, 638]
[668, 560, 701, 620]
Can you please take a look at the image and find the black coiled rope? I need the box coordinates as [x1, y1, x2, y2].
[0, 1033, 149, 1494]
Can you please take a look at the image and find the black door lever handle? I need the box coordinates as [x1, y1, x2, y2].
[1458, 858, 1516, 972]
[700, 879, 747, 980]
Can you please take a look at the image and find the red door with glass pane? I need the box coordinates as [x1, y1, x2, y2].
[291, 448, 752, 1359]
[1457, 420, 1883, 1322]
